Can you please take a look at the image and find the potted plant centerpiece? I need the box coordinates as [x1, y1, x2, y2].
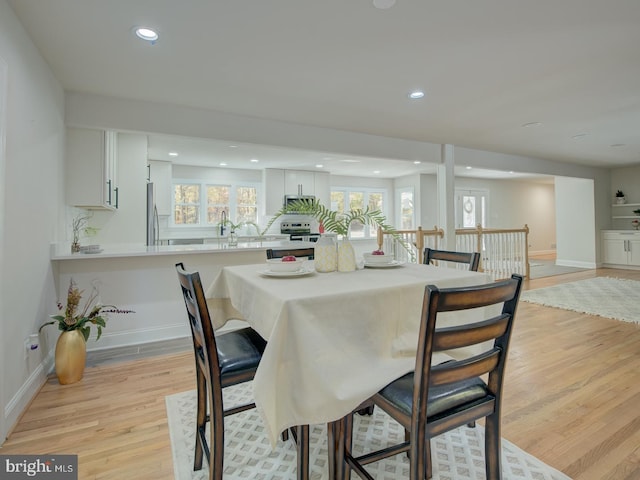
[40, 279, 133, 384]
[616, 190, 626, 204]
[263, 198, 413, 271]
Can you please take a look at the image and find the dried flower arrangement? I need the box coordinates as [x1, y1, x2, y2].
[39, 279, 134, 341]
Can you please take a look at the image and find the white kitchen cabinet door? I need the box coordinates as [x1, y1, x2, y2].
[284, 170, 314, 196]
[264, 168, 286, 215]
[629, 238, 640, 266]
[148, 160, 172, 216]
[66, 128, 118, 209]
[602, 237, 629, 265]
[314, 171, 330, 207]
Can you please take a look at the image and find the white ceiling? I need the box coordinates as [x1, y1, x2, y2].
[8, 0, 640, 180]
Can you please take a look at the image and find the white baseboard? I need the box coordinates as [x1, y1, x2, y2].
[4, 350, 54, 442]
[556, 259, 597, 269]
[529, 249, 556, 256]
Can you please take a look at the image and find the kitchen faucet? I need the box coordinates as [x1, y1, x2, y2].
[220, 211, 227, 236]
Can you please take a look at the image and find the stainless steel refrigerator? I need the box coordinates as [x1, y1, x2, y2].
[146, 182, 159, 246]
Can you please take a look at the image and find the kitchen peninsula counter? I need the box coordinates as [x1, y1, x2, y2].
[50, 239, 315, 261]
[50, 239, 317, 353]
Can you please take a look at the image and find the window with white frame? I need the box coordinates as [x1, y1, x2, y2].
[330, 188, 386, 238]
[396, 187, 415, 229]
[174, 181, 259, 227]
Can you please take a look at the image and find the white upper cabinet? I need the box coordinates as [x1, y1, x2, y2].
[284, 170, 314, 195]
[263, 168, 330, 214]
[66, 128, 119, 209]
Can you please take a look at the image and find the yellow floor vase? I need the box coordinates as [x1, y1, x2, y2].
[55, 330, 87, 384]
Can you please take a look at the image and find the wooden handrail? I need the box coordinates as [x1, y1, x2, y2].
[378, 224, 530, 279]
[377, 226, 444, 264]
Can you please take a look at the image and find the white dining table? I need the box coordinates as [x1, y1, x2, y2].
[205, 261, 494, 447]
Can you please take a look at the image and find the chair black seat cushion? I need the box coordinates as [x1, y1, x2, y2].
[217, 327, 267, 377]
[378, 372, 490, 419]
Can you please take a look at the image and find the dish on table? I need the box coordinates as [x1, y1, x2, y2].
[363, 260, 405, 268]
[265, 258, 307, 272]
[258, 267, 315, 277]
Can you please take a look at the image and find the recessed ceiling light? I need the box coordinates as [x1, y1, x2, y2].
[134, 27, 158, 44]
[340, 159, 361, 163]
[610, 143, 626, 148]
[219, 162, 227, 166]
[413, 161, 421, 165]
[466, 166, 473, 170]
[168, 151, 178, 157]
[373, 0, 396, 9]
[373, 170, 381, 174]
[250, 158, 259, 163]
[228, 145, 238, 148]
[408, 91, 425, 99]
[522, 122, 542, 127]
[315, 164, 324, 169]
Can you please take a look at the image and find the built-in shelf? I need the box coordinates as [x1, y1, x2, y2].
[613, 216, 640, 219]
[612, 203, 640, 207]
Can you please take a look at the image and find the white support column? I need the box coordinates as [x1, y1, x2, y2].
[437, 144, 456, 250]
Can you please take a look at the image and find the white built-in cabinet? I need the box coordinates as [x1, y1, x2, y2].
[66, 127, 119, 209]
[148, 160, 172, 216]
[602, 231, 640, 267]
[263, 168, 330, 214]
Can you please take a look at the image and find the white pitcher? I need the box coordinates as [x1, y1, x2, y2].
[337, 237, 356, 272]
[314, 234, 337, 272]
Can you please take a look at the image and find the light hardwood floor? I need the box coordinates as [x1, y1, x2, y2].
[2, 266, 639, 479]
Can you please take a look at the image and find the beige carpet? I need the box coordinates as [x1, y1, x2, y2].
[522, 276, 640, 325]
[166, 384, 572, 480]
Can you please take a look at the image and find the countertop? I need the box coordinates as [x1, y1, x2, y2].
[51, 239, 317, 260]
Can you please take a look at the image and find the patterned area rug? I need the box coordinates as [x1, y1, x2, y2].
[166, 384, 571, 480]
[522, 277, 640, 324]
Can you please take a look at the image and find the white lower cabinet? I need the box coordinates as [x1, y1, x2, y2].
[602, 231, 640, 267]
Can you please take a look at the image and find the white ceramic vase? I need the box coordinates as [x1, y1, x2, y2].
[314, 235, 337, 272]
[337, 238, 356, 272]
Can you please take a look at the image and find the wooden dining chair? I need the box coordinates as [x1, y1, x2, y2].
[423, 247, 481, 271]
[335, 274, 524, 480]
[176, 262, 267, 480]
[266, 247, 315, 260]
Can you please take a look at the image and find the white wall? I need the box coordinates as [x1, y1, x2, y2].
[555, 176, 597, 268]
[0, 0, 65, 441]
[456, 177, 556, 253]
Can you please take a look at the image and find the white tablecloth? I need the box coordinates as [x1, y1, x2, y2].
[206, 262, 492, 445]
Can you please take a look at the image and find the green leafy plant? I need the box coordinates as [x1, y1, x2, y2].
[39, 279, 134, 341]
[616, 190, 625, 198]
[72, 212, 99, 245]
[633, 209, 640, 216]
[262, 198, 415, 260]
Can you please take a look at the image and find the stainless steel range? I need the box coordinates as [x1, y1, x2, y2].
[280, 221, 320, 242]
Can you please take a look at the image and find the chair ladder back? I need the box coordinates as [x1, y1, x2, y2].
[266, 247, 315, 259]
[432, 314, 511, 351]
[413, 275, 523, 417]
[424, 248, 481, 271]
[429, 348, 501, 387]
[176, 263, 223, 385]
[435, 281, 521, 312]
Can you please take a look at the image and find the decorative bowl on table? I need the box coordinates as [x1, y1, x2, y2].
[266, 257, 307, 272]
[363, 251, 393, 265]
